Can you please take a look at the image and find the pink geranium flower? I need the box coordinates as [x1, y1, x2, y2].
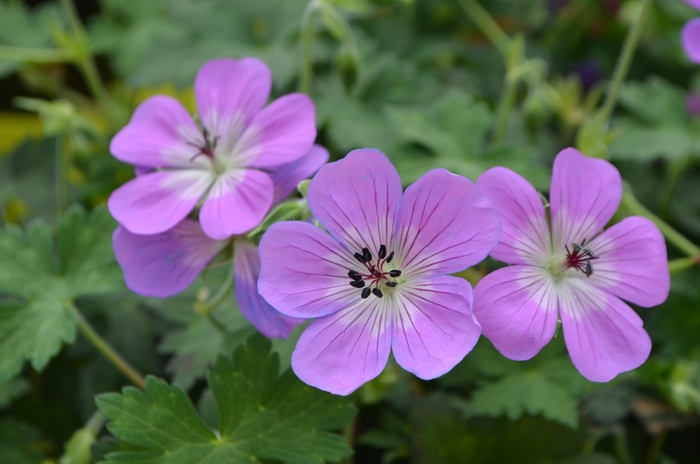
[682, 1, 700, 63]
[473, 148, 670, 382]
[257, 148, 501, 395]
[112, 145, 329, 339]
[108, 57, 316, 239]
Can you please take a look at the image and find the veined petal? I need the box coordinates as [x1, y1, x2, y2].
[199, 169, 274, 239]
[682, 19, 700, 64]
[269, 144, 329, 205]
[587, 216, 670, 307]
[235, 93, 316, 169]
[291, 297, 392, 395]
[473, 266, 558, 361]
[395, 169, 500, 277]
[195, 58, 271, 156]
[391, 275, 481, 379]
[307, 148, 403, 254]
[476, 167, 551, 265]
[550, 148, 622, 252]
[258, 221, 361, 318]
[108, 170, 213, 235]
[559, 279, 651, 382]
[112, 221, 227, 297]
[110, 95, 206, 169]
[233, 240, 304, 339]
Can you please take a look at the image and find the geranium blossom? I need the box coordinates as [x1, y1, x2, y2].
[112, 145, 328, 339]
[108, 57, 316, 239]
[473, 148, 670, 382]
[682, 1, 700, 63]
[257, 148, 501, 395]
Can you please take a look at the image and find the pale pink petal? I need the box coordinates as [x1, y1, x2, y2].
[559, 279, 651, 382]
[199, 169, 274, 240]
[195, 58, 271, 157]
[291, 298, 392, 395]
[258, 221, 361, 318]
[112, 221, 227, 297]
[237, 93, 317, 168]
[473, 266, 558, 361]
[682, 19, 700, 64]
[550, 148, 622, 252]
[108, 170, 213, 235]
[586, 216, 670, 307]
[394, 169, 500, 277]
[476, 167, 551, 265]
[269, 144, 329, 205]
[391, 275, 481, 379]
[307, 148, 403, 255]
[233, 240, 304, 339]
[110, 95, 206, 169]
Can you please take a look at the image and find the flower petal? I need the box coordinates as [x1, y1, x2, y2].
[110, 95, 205, 169]
[395, 169, 501, 277]
[559, 279, 651, 382]
[112, 220, 227, 297]
[195, 58, 271, 156]
[391, 275, 481, 379]
[237, 93, 317, 168]
[473, 266, 558, 361]
[587, 216, 670, 307]
[550, 148, 622, 251]
[108, 170, 213, 235]
[307, 148, 403, 255]
[258, 221, 361, 318]
[291, 298, 392, 395]
[199, 169, 274, 240]
[686, 0, 700, 11]
[682, 19, 700, 64]
[269, 144, 329, 205]
[233, 240, 304, 339]
[476, 167, 551, 265]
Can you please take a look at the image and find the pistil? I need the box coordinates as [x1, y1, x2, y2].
[348, 243, 401, 298]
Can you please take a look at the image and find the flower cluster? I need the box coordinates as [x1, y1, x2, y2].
[108, 58, 325, 338]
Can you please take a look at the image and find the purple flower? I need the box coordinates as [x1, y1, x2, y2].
[682, 1, 700, 64]
[108, 58, 316, 239]
[112, 145, 329, 339]
[257, 149, 501, 395]
[473, 148, 670, 382]
[686, 92, 700, 118]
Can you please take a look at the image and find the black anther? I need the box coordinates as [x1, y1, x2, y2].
[389, 270, 402, 277]
[354, 252, 367, 264]
[386, 281, 397, 288]
[350, 280, 365, 288]
[348, 270, 362, 281]
[362, 247, 372, 262]
[385, 251, 394, 263]
[372, 288, 383, 298]
[378, 244, 387, 259]
[361, 288, 371, 299]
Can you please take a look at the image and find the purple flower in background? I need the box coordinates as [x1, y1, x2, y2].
[112, 145, 329, 339]
[686, 92, 700, 118]
[682, 1, 700, 63]
[569, 60, 603, 92]
[257, 149, 501, 395]
[473, 148, 670, 382]
[108, 58, 316, 239]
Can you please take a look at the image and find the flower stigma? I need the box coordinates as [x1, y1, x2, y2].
[348, 244, 402, 299]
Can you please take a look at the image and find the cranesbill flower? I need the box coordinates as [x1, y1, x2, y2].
[257, 148, 501, 395]
[473, 148, 670, 382]
[112, 145, 328, 339]
[108, 57, 316, 239]
[682, 1, 700, 63]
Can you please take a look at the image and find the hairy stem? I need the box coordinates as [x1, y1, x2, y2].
[644, 430, 667, 464]
[299, 0, 319, 95]
[69, 303, 146, 389]
[0, 45, 70, 63]
[195, 274, 234, 316]
[668, 256, 700, 275]
[598, 0, 654, 123]
[55, 137, 69, 215]
[491, 76, 518, 146]
[659, 158, 689, 219]
[86, 410, 106, 434]
[456, 0, 510, 57]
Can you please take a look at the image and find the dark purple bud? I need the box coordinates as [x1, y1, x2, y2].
[372, 288, 383, 298]
[687, 93, 700, 118]
[361, 287, 371, 299]
[350, 280, 365, 288]
[378, 244, 387, 259]
[389, 270, 401, 277]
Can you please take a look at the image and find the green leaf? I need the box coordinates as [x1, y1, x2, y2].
[618, 77, 688, 127]
[0, 377, 30, 408]
[97, 334, 357, 464]
[0, 205, 121, 379]
[0, 418, 46, 464]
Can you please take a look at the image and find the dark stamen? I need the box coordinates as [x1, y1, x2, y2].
[372, 288, 383, 298]
[361, 288, 371, 299]
[378, 244, 387, 259]
[350, 280, 365, 288]
[354, 252, 368, 264]
[389, 270, 402, 277]
[385, 251, 394, 263]
[362, 247, 372, 262]
[348, 270, 362, 281]
[386, 281, 397, 288]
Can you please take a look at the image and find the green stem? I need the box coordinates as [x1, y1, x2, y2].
[456, 0, 511, 57]
[612, 425, 634, 464]
[341, 417, 356, 464]
[85, 410, 106, 434]
[195, 274, 234, 316]
[299, 0, 319, 95]
[598, 0, 654, 123]
[659, 158, 689, 219]
[55, 137, 69, 215]
[0, 45, 70, 63]
[491, 76, 518, 146]
[622, 189, 700, 258]
[69, 303, 146, 389]
[645, 430, 667, 464]
[668, 256, 700, 275]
